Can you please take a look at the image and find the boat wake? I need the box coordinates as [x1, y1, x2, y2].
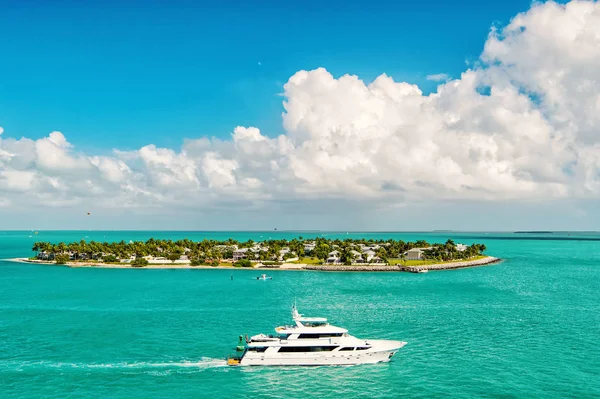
[3, 357, 227, 372]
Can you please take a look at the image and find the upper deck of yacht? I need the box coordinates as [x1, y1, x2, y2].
[274, 324, 348, 335]
[272, 305, 349, 334]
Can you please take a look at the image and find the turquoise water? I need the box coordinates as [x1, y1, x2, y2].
[1, 231, 599, 398]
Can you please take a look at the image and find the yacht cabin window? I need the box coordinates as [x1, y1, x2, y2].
[277, 346, 336, 353]
[297, 333, 343, 339]
[301, 321, 327, 327]
[247, 347, 268, 352]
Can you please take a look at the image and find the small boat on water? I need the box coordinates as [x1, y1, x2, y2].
[256, 274, 272, 280]
[417, 269, 428, 273]
[227, 304, 406, 366]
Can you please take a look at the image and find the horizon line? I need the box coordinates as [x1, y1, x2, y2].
[3, 229, 599, 233]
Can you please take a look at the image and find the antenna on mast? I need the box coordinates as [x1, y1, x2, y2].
[291, 299, 301, 321]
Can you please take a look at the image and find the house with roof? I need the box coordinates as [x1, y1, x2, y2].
[37, 251, 54, 260]
[120, 254, 137, 263]
[304, 241, 316, 252]
[327, 250, 341, 264]
[278, 247, 294, 260]
[233, 247, 250, 261]
[350, 250, 364, 263]
[362, 250, 377, 262]
[233, 245, 266, 261]
[215, 244, 238, 252]
[405, 247, 432, 260]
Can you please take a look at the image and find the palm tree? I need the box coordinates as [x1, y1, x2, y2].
[38, 242, 51, 257]
[415, 240, 429, 248]
[57, 242, 67, 255]
[167, 251, 181, 263]
[478, 244, 486, 254]
[259, 250, 270, 261]
[340, 247, 354, 265]
[375, 248, 388, 264]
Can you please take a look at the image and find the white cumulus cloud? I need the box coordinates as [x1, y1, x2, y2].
[1, 0, 599, 217]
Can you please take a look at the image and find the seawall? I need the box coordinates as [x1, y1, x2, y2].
[303, 256, 500, 272]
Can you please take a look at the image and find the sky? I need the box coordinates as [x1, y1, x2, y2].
[0, 0, 599, 231]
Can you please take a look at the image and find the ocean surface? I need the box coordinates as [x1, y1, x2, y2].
[1, 230, 599, 398]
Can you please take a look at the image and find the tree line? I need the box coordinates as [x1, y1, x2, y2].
[31, 237, 486, 265]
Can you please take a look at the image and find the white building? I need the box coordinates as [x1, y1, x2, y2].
[233, 248, 249, 261]
[278, 247, 295, 261]
[363, 250, 377, 262]
[327, 250, 341, 264]
[304, 242, 316, 252]
[350, 250, 364, 263]
[406, 248, 425, 260]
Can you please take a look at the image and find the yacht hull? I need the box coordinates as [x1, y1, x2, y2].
[239, 340, 406, 366]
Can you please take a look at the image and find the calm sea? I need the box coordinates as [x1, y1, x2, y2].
[1, 231, 598, 398]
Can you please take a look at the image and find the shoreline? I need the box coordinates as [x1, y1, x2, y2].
[304, 256, 501, 272]
[7, 256, 500, 272]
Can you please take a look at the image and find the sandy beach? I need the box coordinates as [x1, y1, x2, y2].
[8, 256, 500, 272]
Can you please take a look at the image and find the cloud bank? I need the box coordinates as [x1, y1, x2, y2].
[1, 0, 599, 219]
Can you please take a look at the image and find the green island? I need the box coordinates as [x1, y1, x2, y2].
[19, 238, 498, 272]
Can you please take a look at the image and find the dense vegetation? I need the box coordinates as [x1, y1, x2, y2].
[31, 237, 486, 265]
[54, 254, 70, 265]
[131, 258, 149, 267]
[234, 259, 253, 268]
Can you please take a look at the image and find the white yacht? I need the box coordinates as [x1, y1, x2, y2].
[227, 304, 406, 366]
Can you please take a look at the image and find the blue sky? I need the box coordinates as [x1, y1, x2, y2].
[1, 0, 597, 231]
[0, 0, 542, 151]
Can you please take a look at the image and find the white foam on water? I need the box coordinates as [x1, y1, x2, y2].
[4, 357, 227, 371]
